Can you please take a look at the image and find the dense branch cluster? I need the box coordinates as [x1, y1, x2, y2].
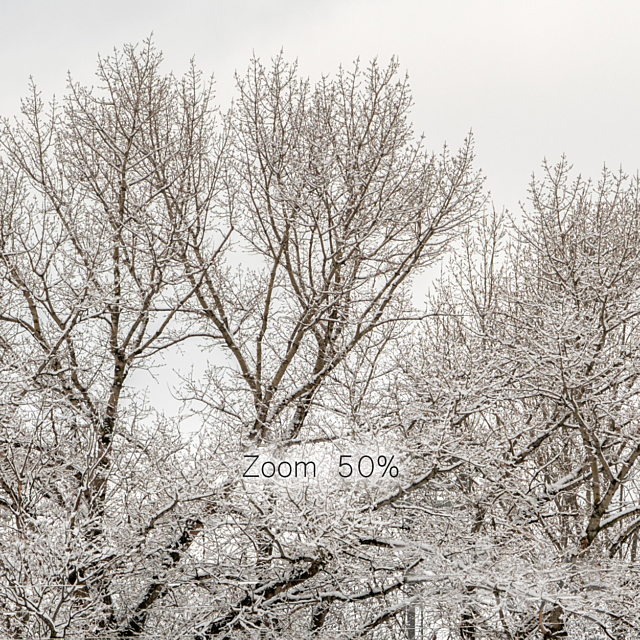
[2, 41, 640, 639]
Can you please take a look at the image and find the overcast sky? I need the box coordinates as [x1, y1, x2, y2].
[2, 0, 638, 408]
[2, 0, 640, 214]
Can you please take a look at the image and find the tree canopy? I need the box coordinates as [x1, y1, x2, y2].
[2, 40, 640, 640]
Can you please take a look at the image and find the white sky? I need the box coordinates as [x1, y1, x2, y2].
[3, 0, 639, 413]
[2, 0, 640, 215]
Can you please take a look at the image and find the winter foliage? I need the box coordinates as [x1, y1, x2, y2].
[2, 40, 640, 639]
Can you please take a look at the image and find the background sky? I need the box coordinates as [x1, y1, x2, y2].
[2, 0, 639, 411]
[2, 0, 639, 215]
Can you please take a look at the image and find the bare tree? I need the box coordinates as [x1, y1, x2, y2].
[178, 54, 483, 446]
[399, 160, 640, 638]
[0, 40, 228, 638]
[0, 41, 483, 639]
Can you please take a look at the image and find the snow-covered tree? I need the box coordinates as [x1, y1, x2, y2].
[401, 161, 640, 638]
[8, 38, 640, 640]
[0, 41, 483, 639]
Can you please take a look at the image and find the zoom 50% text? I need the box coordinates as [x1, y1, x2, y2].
[242, 455, 399, 479]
